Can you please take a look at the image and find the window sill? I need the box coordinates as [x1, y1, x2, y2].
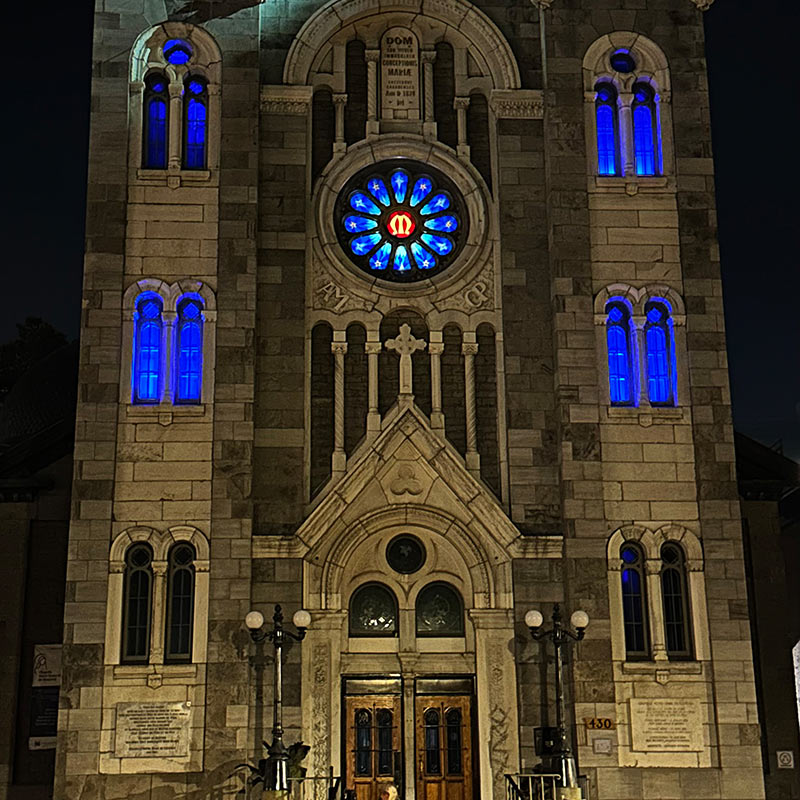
[603, 405, 688, 426]
[126, 403, 208, 425]
[112, 663, 199, 683]
[620, 659, 704, 680]
[134, 168, 214, 187]
[589, 175, 675, 195]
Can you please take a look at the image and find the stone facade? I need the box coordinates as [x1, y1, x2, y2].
[51, 1, 769, 799]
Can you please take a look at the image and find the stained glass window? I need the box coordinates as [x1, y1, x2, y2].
[661, 544, 692, 659]
[165, 543, 195, 661]
[644, 300, 675, 405]
[621, 543, 649, 659]
[122, 544, 153, 663]
[176, 298, 203, 403]
[335, 160, 467, 282]
[633, 82, 661, 176]
[595, 82, 619, 176]
[606, 301, 633, 405]
[133, 294, 163, 404]
[164, 39, 192, 65]
[610, 50, 636, 73]
[183, 76, 208, 170]
[143, 73, 168, 169]
[416, 583, 464, 637]
[349, 583, 398, 636]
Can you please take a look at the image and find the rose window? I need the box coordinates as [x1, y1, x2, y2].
[335, 159, 467, 283]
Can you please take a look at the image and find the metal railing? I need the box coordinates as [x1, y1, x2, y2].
[505, 773, 561, 800]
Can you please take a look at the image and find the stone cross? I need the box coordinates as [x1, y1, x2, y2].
[385, 324, 426, 395]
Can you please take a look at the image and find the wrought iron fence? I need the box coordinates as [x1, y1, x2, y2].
[505, 773, 590, 800]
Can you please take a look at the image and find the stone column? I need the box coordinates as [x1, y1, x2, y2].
[162, 310, 176, 404]
[619, 92, 635, 177]
[150, 560, 168, 665]
[646, 561, 669, 661]
[168, 82, 183, 170]
[331, 336, 348, 475]
[207, 83, 221, 170]
[366, 50, 380, 135]
[365, 339, 382, 439]
[422, 50, 437, 138]
[633, 314, 648, 407]
[462, 335, 480, 475]
[429, 333, 445, 431]
[333, 93, 347, 155]
[454, 96, 471, 159]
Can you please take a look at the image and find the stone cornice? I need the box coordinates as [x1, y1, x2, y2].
[261, 85, 314, 115]
[490, 89, 544, 120]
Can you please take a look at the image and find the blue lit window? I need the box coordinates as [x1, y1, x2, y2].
[621, 543, 649, 659]
[183, 77, 208, 170]
[606, 301, 634, 405]
[610, 50, 635, 73]
[661, 544, 692, 659]
[595, 82, 619, 176]
[143, 73, 169, 169]
[632, 82, 661, 176]
[175, 297, 203, 404]
[133, 294, 163, 404]
[644, 300, 675, 405]
[164, 39, 193, 66]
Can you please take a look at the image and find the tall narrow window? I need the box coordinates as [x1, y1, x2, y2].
[620, 543, 649, 659]
[606, 301, 633, 405]
[424, 709, 441, 774]
[633, 82, 660, 176]
[376, 709, 393, 775]
[143, 73, 169, 169]
[644, 300, 675, 405]
[355, 709, 372, 776]
[595, 82, 619, 176]
[165, 543, 195, 662]
[122, 544, 153, 663]
[445, 708, 463, 775]
[183, 76, 208, 169]
[176, 297, 203, 403]
[133, 294, 163, 404]
[661, 543, 692, 659]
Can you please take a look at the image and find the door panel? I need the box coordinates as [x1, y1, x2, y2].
[345, 695, 402, 800]
[415, 696, 472, 800]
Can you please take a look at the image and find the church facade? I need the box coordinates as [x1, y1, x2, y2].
[53, 0, 767, 798]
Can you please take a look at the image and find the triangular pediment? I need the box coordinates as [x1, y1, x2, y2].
[294, 399, 528, 559]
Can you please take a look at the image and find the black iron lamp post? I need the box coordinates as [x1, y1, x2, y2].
[525, 604, 589, 791]
[245, 605, 311, 791]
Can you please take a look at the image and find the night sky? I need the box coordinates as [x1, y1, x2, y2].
[5, 0, 799, 459]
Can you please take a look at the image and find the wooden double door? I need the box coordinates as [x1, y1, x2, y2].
[345, 687, 474, 800]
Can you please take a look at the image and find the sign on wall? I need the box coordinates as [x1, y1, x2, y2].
[629, 698, 704, 753]
[380, 27, 420, 118]
[115, 702, 192, 758]
[29, 644, 61, 750]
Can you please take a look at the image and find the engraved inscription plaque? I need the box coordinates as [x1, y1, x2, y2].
[380, 27, 419, 118]
[115, 702, 192, 758]
[629, 698, 703, 752]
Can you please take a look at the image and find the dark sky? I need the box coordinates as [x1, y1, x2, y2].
[5, 0, 799, 459]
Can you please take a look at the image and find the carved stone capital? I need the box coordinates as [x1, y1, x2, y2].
[421, 49, 437, 64]
[365, 49, 380, 63]
[490, 89, 544, 120]
[333, 93, 348, 106]
[261, 85, 314, 115]
[331, 341, 348, 355]
[453, 96, 471, 110]
[364, 342, 383, 355]
[461, 342, 479, 356]
[428, 342, 445, 356]
[690, 0, 714, 9]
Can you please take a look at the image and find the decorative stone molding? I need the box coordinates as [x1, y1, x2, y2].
[489, 89, 544, 119]
[690, 0, 715, 8]
[261, 85, 314, 115]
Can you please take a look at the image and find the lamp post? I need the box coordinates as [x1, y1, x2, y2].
[245, 605, 311, 791]
[525, 604, 589, 792]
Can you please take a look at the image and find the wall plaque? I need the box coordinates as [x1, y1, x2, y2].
[115, 702, 192, 758]
[380, 27, 420, 118]
[629, 698, 703, 752]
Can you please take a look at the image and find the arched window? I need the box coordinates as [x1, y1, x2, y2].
[620, 543, 649, 659]
[416, 583, 464, 637]
[183, 76, 208, 169]
[122, 544, 153, 663]
[606, 301, 634, 405]
[424, 709, 441, 774]
[165, 543, 195, 662]
[133, 294, 163, 404]
[349, 583, 398, 636]
[355, 709, 372, 775]
[632, 82, 660, 176]
[175, 297, 203, 403]
[661, 543, 692, 659]
[376, 708, 394, 775]
[644, 300, 675, 405]
[446, 708, 463, 774]
[595, 82, 619, 176]
[143, 73, 169, 169]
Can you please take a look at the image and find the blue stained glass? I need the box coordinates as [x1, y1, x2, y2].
[344, 215, 378, 233]
[607, 305, 623, 323]
[646, 326, 670, 403]
[188, 80, 204, 95]
[391, 170, 409, 203]
[142, 300, 160, 318]
[350, 192, 382, 215]
[136, 320, 161, 402]
[607, 323, 631, 404]
[634, 104, 656, 176]
[146, 99, 167, 169]
[420, 233, 453, 255]
[185, 98, 207, 169]
[419, 193, 450, 215]
[164, 39, 192, 65]
[182, 301, 200, 319]
[151, 81, 165, 93]
[350, 233, 382, 255]
[369, 242, 392, 270]
[177, 320, 202, 402]
[393, 246, 411, 271]
[367, 177, 391, 206]
[410, 177, 433, 207]
[424, 215, 458, 233]
[410, 242, 436, 270]
[646, 306, 662, 324]
[596, 104, 617, 176]
[621, 545, 638, 564]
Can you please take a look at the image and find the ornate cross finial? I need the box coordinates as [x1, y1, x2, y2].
[385, 324, 427, 395]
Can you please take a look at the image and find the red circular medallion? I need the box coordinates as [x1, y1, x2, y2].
[387, 211, 415, 238]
